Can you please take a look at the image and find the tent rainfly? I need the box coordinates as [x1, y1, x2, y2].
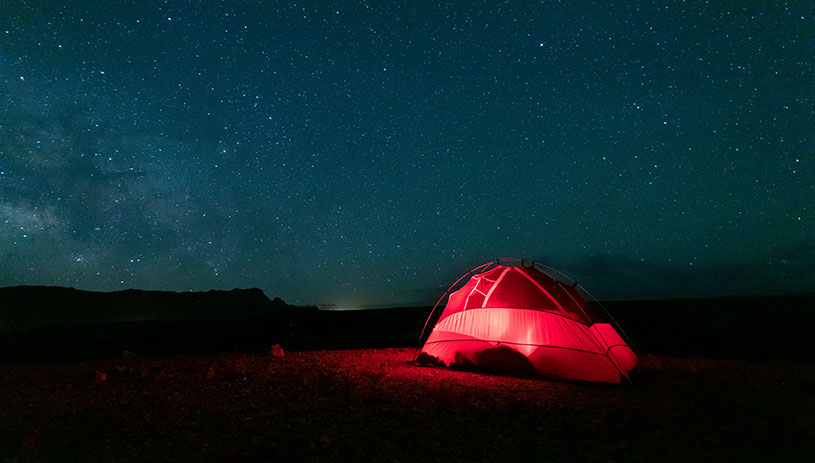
[416, 259, 639, 383]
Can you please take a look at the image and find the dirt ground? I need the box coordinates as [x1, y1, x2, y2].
[1, 348, 813, 462]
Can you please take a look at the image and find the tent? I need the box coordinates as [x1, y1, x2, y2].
[415, 259, 639, 383]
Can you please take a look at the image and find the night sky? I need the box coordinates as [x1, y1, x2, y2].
[1, 1, 813, 307]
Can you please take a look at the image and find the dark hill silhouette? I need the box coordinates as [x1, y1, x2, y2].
[0, 286, 291, 331]
[0, 286, 426, 361]
[0, 286, 311, 361]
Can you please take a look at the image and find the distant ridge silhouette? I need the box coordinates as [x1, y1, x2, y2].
[0, 286, 296, 331]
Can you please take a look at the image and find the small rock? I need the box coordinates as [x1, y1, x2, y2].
[121, 350, 138, 358]
[270, 344, 285, 358]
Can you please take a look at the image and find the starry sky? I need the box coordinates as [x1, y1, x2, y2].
[1, 1, 813, 307]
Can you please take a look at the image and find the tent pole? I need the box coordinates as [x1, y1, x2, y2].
[594, 298, 641, 357]
[538, 263, 639, 383]
[412, 261, 492, 363]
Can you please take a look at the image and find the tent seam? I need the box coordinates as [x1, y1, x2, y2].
[481, 267, 510, 308]
[516, 267, 566, 312]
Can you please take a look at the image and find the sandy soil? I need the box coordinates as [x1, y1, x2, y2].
[1, 348, 813, 462]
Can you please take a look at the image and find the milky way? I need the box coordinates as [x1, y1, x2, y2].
[1, 2, 812, 306]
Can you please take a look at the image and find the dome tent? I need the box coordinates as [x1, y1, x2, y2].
[415, 258, 639, 383]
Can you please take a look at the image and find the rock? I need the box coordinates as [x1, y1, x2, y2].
[270, 344, 285, 358]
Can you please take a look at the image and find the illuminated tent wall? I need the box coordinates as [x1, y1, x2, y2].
[416, 259, 639, 383]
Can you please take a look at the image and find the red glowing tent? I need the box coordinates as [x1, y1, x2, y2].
[416, 259, 639, 383]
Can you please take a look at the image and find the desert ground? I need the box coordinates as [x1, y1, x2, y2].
[1, 288, 813, 461]
[2, 347, 813, 462]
